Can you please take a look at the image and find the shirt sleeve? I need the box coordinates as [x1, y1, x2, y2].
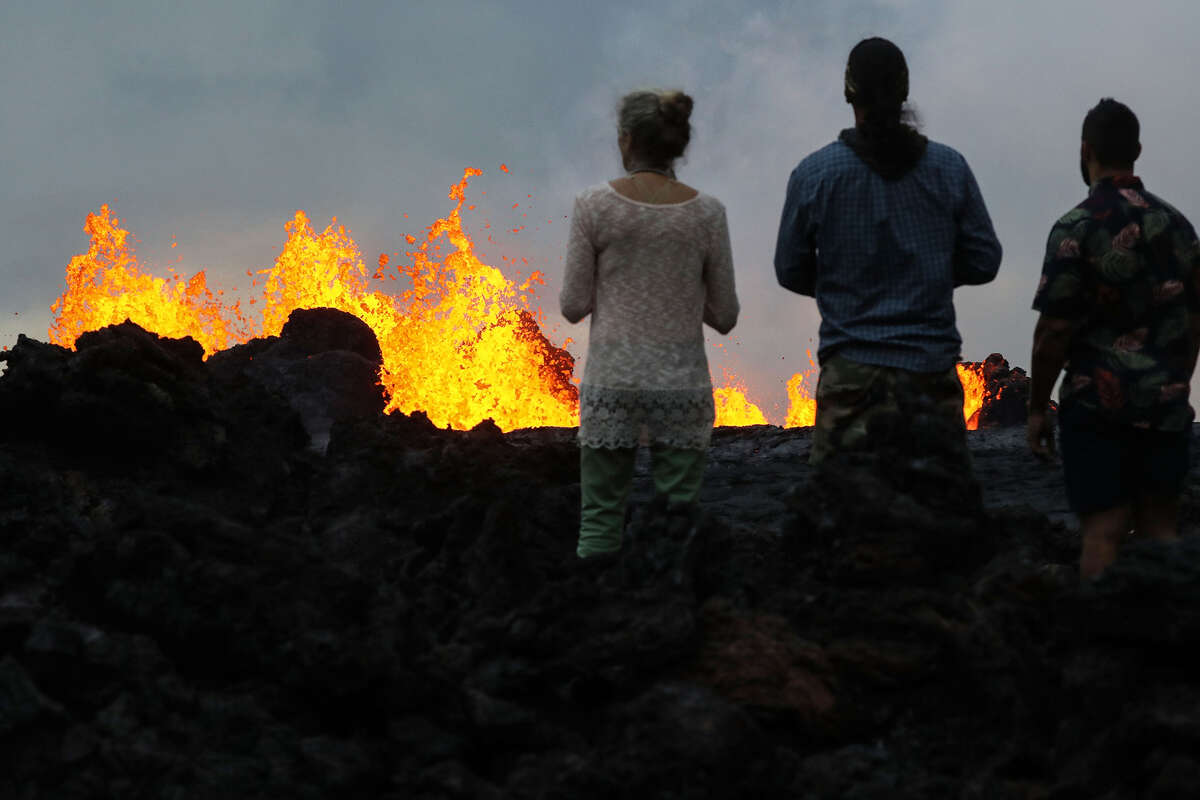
[1183, 222, 1200, 314]
[773, 167, 818, 296]
[559, 194, 596, 323]
[952, 157, 1003, 287]
[1032, 212, 1092, 320]
[703, 204, 739, 334]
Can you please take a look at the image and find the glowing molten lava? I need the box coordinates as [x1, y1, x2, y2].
[783, 350, 819, 428]
[50, 169, 578, 431]
[784, 374, 818, 428]
[956, 363, 988, 431]
[714, 379, 768, 426]
[253, 170, 579, 430]
[49, 206, 253, 355]
[43, 171, 998, 435]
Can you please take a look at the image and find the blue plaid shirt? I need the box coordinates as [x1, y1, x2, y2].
[774, 138, 1002, 371]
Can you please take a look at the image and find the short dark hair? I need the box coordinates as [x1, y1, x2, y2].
[1082, 98, 1140, 168]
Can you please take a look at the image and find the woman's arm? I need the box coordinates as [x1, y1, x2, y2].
[703, 205, 739, 334]
[560, 195, 596, 323]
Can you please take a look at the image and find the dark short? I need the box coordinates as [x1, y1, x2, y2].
[1058, 405, 1191, 514]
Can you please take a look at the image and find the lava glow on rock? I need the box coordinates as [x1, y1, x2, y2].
[47, 167, 987, 431]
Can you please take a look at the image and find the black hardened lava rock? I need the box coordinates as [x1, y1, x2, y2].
[208, 307, 388, 450]
[2, 326, 1200, 797]
[960, 352, 1038, 428]
[0, 321, 308, 478]
[279, 307, 384, 364]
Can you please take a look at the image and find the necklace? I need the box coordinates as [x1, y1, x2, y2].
[628, 167, 675, 204]
[626, 166, 675, 178]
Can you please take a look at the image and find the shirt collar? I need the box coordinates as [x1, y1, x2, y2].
[1090, 174, 1144, 195]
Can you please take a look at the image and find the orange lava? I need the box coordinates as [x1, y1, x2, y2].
[783, 349, 820, 428]
[49, 206, 254, 355]
[43, 171, 996, 435]
[254, 171, 579, 430]
[784, 374, 817, 428]
[956, 362, 987, 430]
[714, 380, 768, 427]
[49, 170, 578, 431]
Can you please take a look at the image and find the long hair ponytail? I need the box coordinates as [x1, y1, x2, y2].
[844, 38, 922, 163]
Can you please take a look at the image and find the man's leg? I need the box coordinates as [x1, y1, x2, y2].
[911, 365, 974, 471]
[1079, 505, 1132, 579]
[1130, 427, 1189, 542]
[649, 445, 707, 506]
[1133, 492, 1180, 542]
[810, 356, 883, 465]
[578, 446, 637, 558]
[1058, 406, 1131, 579]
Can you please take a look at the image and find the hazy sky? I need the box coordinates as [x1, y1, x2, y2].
[4, 1, 1199, 421]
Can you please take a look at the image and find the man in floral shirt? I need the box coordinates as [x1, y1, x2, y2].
[1030, 98, 1200, 579]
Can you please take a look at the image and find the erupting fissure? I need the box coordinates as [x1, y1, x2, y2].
[46, 167, 989, 431]
[49, 169, 584, 431]
[713, 380, 768, 427]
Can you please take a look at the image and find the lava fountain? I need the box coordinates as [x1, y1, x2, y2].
[45, 167, 991, 432]
[714, 377, 768, 427]
[49, 169, 579, 431]
[49, 206, 255, 355]
[956, 363, 988, 431]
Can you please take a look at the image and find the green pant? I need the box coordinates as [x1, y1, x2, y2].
[577, 445, 707, 558]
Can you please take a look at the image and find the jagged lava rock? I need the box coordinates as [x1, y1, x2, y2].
[960, 352, 1036, 428]
[0, 320, 307, 478]
[2, 324, 1200, 797]
[208, 307, 387, 451]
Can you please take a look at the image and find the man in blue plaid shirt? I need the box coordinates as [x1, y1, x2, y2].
[774, 37, 1002, 466]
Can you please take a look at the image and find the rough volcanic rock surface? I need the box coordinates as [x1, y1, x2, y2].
[208, 307, 388, 451]
[960, 352, 1040, 428]
[2, 322, 1200, 798]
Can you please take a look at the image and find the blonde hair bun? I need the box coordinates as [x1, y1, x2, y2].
[659, 91, 694, 123]
[617, 88, 694, 166]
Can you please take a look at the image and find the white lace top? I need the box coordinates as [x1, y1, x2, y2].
[560, 182, 740, 450]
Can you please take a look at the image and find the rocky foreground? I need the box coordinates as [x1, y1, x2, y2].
[3, 311, 1200, 799]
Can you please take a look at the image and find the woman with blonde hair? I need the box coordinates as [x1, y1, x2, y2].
[560, 89, 740, 560]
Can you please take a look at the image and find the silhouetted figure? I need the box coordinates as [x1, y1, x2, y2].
[1028, 98, 1200, 579]
[560, 89, 739, 560]
[773, 37, 1001, 470]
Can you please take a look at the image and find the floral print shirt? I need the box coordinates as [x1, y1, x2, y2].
[1033, 175, 1200, 431]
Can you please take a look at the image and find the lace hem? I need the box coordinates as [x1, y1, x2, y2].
[578, 385, 714, 450]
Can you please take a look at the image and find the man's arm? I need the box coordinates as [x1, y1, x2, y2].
[1189, 313, 1200, 379]
[1030, 314, 1076, 410]
[774, 169, 818, 296]
[1028, 209, 1092, 460]
[1188, 234, 1200, 378]
[952, 158, 1003, 287]
[1027, 314, 1077, 459]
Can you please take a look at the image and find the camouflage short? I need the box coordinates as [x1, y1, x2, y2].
[810, 355, 970, 468]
